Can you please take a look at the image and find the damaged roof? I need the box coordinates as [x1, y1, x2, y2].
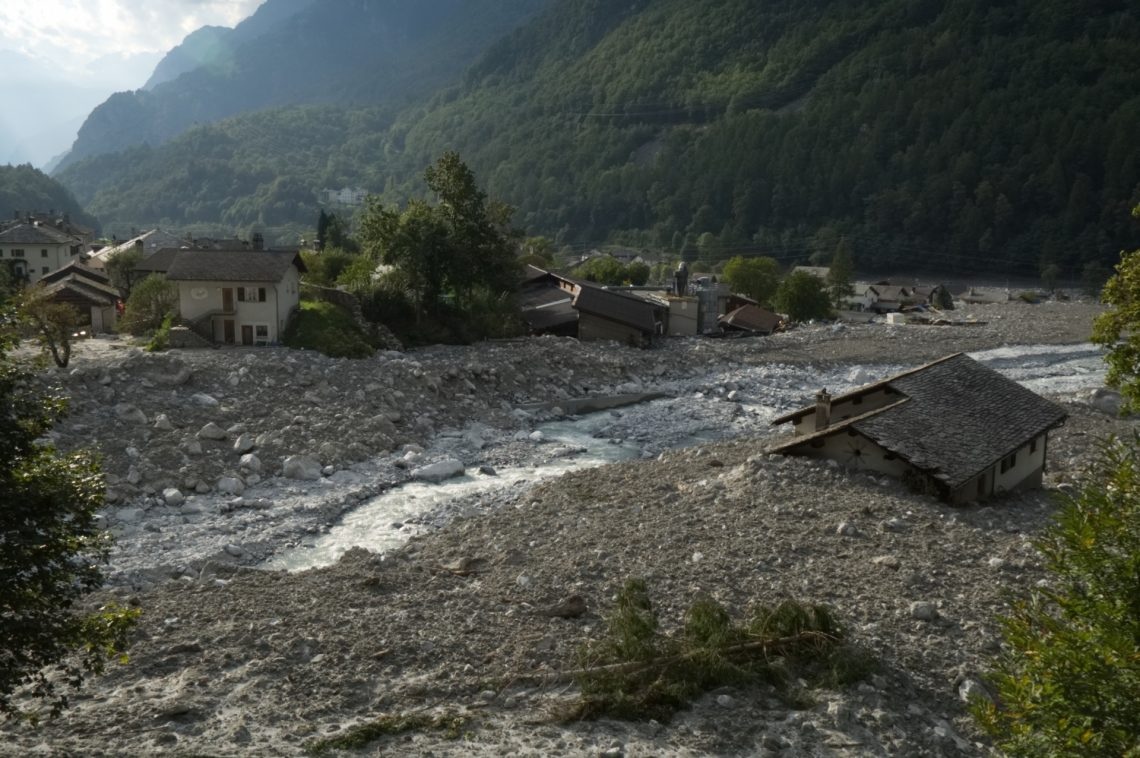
[572, 284, 660, 333]
[771, 353, 1067, 489]
[719, 304, 782, 334]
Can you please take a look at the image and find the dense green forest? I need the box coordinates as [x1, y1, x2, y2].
[0, 165, 98, 230]
[58, 0, 549, 169]
[58, 0, 1140, 276]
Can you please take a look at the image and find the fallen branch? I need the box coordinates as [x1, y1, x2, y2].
[519, 630, 839, 686]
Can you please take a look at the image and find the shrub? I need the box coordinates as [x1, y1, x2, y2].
[119, 274, 178, 336]
[283, 300, 374, 358]
[146, 313, 174, 352]
[973, 436, 1140, 756]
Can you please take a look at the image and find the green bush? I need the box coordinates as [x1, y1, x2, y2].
[146, 313, 174, 352]
[974, 436, 1140, 756]
[283, 300, 375, 359]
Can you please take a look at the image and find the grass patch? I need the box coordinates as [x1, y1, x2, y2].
[564, 579, 869, 722]
[283, 300, 375, 359]
[305, 713, 469, 755]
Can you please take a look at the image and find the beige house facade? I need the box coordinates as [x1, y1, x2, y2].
[166, 250, 305, 345]
[0, 223, 86, 285]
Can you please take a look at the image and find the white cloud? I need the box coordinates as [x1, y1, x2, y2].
[0, 0, 263, 84]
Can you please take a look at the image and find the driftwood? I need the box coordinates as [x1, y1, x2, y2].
[516, 630, 839, 687]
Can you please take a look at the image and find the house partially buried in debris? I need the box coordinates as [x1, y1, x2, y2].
[37, 261, 122, 333]
[769, 354, 1067, 503]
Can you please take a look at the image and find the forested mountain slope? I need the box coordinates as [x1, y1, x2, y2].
[58, 0, 549, 169]
[0, 165, 98, 231]
[58, 0, 1139, 276]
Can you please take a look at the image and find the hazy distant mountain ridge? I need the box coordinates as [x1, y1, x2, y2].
[59, 0, 550, 169]
[0, 165, 98, 230]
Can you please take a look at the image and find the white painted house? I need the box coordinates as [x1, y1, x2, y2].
[769, 354, 1067, 504]
[0, 222, 86, 285]
[166, 250, 306, 346]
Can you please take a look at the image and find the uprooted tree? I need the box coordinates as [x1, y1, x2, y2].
[0, 306, 137, 720]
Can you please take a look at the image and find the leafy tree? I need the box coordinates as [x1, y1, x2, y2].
[827, 238, 856, 307]
[0, 307, 137, 719]
[774, 270, 833, 322]
[119, 274, 179, 336]
[1091, 206, 1140, 413]
[722, 255, 780, 305]
[300, 248, 356, 288]
[578, 256, 626, 285]
[1041, 262, 1062, 294]
[973, 435, 1140, 755]
[18, 288, 81, 368]
[359, 152, 520, 317]
[103, 248, 143, 300]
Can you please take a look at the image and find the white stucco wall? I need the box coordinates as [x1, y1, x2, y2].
[0, 242, 80, 284]
[177, 267, 300, 344]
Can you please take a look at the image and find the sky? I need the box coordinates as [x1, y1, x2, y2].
[0, 0, 264, 166]
[0, 0, 264, 86]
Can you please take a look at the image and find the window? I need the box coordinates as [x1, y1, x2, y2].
[237, 287, 267, 303]
[41, 249, 48, 257]
[254, 324, 270, 346]
[41, 267, 48, 274]
[1030, 438, 1038, 454]
[11, 249, 24, 258]
[1000, 452, 1017, 474]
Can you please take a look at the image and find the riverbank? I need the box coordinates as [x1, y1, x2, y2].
[2, 299, 1132, 756]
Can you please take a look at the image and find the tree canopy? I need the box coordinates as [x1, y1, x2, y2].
[774, 270, 833, 322]
[0, 307, 136, 718]
[722, 255, 781, 305]
[1091, 205, 1140, 413]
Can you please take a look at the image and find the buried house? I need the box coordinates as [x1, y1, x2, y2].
[768, 354, 1067, 503]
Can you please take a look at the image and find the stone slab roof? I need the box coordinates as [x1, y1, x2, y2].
[0, 223, 79, 246]
[719, 304, 782, 334]
[573, 283, 659, 333]
[166, 250, 305, 283]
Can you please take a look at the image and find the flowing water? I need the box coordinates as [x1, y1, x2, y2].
[268, 344, 1106, 572]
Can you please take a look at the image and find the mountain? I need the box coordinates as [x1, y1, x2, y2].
[57, 0, 1140, 277]
[0, 165, 99, 231]
[58, 0, 551, 169]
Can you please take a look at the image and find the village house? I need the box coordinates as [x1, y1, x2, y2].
[86, 229, 188, 269]
[0, 220, 88, 285]
[37, 261, 122, 333]
[166, 249, 305, 346]
[769, 353, 1067, 503]
[718, 304, 783, 336]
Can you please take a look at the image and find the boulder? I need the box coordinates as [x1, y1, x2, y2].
[115, 404, 148, 425]
[282, 455, 323, 481]
[239, 453, 262, 473]
[191, 393, 220, 408]
[411, 459, 466, 483]
[162, 488, 185, 506]
[197, 422, 228, 441]
[1088, 387, 1123, 416]
[154, 414, 174, 431]
[217, 477, 245, 496]
[233, 434, 256, 454]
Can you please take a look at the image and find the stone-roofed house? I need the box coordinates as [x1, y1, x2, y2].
[37, 261, 123, 333]
[769, 354, 1067, 503]
[572, 283, 665, 347]
[166, 250, 306, 346]
[87, 229, 189, 269]
[0, 222, 87, 285]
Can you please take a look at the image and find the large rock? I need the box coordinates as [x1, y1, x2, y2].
[162, 488, 185, 506]
[239, 453, 262, 473]
[197, 422, 228, 441]
[1088, 387, 1123, 416]
[114, 404, 148, 425]
[411, 459, 466, 483]
[191, 393, 220, 408]
[233, 434, 256, 454]
[282, 455, 323, 481]
[217, 477, 245, 496]
[154, 413, 174, 431]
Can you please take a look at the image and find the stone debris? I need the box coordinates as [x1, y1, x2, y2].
[2, 301, 1130, 757]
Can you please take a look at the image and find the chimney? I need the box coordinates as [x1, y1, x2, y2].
[814, 389, 832, 431]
